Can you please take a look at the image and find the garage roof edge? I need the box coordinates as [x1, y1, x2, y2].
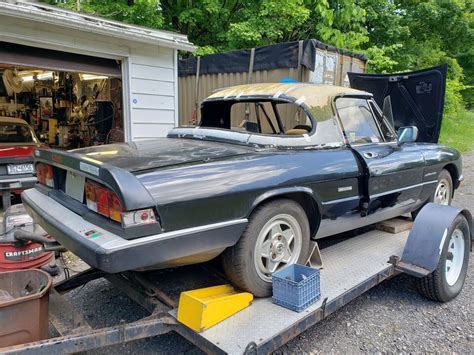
[0, 1, 196, 52]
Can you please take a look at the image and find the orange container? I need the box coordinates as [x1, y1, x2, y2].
[0, 269, 52, 347]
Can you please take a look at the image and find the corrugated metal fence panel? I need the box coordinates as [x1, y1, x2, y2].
[178, 49, 365, 126]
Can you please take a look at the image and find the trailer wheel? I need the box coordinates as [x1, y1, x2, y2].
[223, 199, 310, 297]
[418, 214, 470, 302]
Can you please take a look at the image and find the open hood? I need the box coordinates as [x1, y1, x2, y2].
[348, 65, 447, 143]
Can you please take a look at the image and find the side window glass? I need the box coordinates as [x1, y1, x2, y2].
[336, 98, 383, 144]
[369, 101, 396, 141]
[309, 103, 343, 145]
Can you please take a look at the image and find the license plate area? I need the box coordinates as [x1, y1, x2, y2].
[65, 171, 85, 202]
[7, 163, 34, 175]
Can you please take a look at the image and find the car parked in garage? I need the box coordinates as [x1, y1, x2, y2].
[22, 82, 463, 297]
[0, 117, 39, 204]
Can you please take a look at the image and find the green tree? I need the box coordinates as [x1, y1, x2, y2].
[45, 0, 164, 28]
[43, 0, 474, 113]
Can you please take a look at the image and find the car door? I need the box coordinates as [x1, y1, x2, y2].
[348, 65, 447, 143]
[335, 97, 425, 216]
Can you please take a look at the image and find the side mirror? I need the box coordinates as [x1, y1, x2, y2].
[397, 126, 418, 145]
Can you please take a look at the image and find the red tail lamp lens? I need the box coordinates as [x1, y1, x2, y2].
[96, 186, 110, 217]
[36, 163, 54, 187]
[36, 164, 45, 185]
[84, 179, 123, 222]
[109, 192, 123, 222]
[85, 180, 98, 212]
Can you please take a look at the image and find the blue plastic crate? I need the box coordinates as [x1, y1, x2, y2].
[272, 264, 320, 312]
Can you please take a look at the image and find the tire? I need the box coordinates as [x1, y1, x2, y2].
[222, 199, 311, 297]
[412, 169, 453, 220]
[418, 214, 470, 302]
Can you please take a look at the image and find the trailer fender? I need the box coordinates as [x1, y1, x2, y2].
[396, 203, 472, 277]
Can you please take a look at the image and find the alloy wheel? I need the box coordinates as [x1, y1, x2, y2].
[254, 214, 303, 282]
[434, 179, 451, 205]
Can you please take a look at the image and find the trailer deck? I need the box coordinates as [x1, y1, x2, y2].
[1, 220, 413, 354]
[171, 228, 409, 353]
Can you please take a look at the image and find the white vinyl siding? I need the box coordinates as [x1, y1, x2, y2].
[129, 47, 178, 140]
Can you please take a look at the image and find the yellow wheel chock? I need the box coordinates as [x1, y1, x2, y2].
[177, 284, 253, 332]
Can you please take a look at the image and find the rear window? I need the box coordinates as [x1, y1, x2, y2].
[201, 99, 314, 136]
[0, 123, 37, 143]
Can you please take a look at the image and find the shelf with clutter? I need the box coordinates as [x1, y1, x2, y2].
[0, 66, 124, 149]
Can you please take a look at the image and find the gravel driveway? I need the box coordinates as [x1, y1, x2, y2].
[63, 151, 474, 354]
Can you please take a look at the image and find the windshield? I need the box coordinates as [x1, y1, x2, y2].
[0, 123, 37, 144]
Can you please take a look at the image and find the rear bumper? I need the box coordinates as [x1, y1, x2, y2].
[22, 188, 247, 273]
[0, 176, 36, 192]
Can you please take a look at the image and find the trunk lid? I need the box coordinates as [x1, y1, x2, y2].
[70, 138, 254, 173]
[0, 145, 36, 158]
[348, 65, 447, 143]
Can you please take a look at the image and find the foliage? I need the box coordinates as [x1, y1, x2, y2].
[439, 110, 474, 152]
[45, 0, 163, 28]
[44, 0, 474, 118]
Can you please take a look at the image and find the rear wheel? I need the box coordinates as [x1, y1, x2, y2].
[222, 199, 310, 297]
[412, 169, 453, 220]
[418, 214, 470, 302]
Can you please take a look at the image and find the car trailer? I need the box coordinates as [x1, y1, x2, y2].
[1, 203, 472, 354]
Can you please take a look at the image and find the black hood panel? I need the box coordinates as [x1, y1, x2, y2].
[348, 65, 447, 143]
[70, 138, 253, 173]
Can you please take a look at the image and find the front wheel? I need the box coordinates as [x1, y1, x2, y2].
[412, 169, 453, 220]
[222, 199, 310, 297]
[433, 169, 453, 205]
[418, 214, 470, 302]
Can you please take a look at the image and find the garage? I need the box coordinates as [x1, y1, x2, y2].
[0, 1, 195, 148]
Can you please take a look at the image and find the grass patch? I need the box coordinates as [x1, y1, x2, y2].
[439, 110, 474, 152]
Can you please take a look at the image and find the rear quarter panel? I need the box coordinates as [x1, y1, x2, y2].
[136, 148, 361, 232]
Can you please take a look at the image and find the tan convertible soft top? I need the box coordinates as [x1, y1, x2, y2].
[206, 83, 372, 109]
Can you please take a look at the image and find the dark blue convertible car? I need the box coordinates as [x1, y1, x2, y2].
[23, 74, 464, 297]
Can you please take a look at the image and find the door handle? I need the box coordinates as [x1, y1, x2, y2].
[363, 151, 378, 159]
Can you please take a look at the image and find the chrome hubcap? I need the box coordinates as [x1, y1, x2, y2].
[434, 179, 450, 205]
[445, 228, 465, 286]
[254, 214, 302, 282]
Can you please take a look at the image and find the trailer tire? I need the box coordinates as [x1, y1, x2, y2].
[418, 214, 470, 302]
[222, 199, 310, 297]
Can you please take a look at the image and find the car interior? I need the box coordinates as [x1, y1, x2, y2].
[200, 99, 314, 136]
[0, 123, 36, 143]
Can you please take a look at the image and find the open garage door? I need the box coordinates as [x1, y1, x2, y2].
[0, 42, 121, 77]
[0, 42, 124, 148]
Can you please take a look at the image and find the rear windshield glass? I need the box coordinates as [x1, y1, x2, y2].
[0, 123, 37, 143]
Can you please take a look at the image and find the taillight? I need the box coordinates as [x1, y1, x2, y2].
[85, 179, 124, 222]
[109, 193, 123, 222]
[36, 163, 54, 187]
[96, 186, 111, 217]
[121, 209, 158, 227]
[85, 180, 98, 211]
